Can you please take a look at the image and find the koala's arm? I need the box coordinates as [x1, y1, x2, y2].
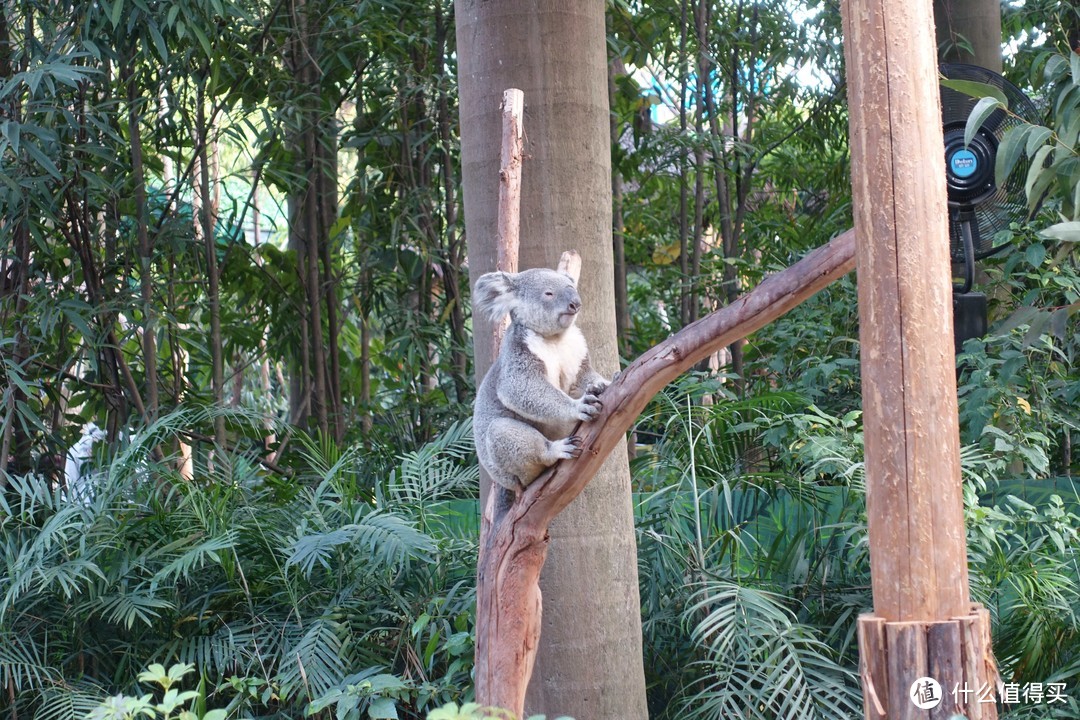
[570, 353, 612, 398]
[496, 351, 601, 425]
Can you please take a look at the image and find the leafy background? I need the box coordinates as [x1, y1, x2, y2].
[1, 0, 1078, 718]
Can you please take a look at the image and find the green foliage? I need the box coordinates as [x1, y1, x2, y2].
[681, 581, 861, 720]
[967, 489, 1080, 688]
[635, 379, 867, 719]
[425, 704, 571, 720]
[635, 367, 1079, 718]
[0, 416, 479, 719]
[996, 51, 1080, 235]
[957, 333, 1072, 478]
[951, 49, 1080, 478]
[0, 0, 470, 485]
[2, 1, 1078, 718]
[89, 663, 226, 720]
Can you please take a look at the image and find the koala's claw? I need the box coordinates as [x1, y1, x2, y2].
[586, 381, 609, 396]
[565, 435, 583, 458]
[575, 394, 603, 421]
[551, 435, 584, 460]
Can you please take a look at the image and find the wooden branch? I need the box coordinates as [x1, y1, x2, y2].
[475, 228, 856, 716]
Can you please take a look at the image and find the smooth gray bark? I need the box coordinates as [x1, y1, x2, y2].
[455, 2, 648, 718]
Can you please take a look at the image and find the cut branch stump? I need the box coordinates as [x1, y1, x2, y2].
[493, 88, 524, 353]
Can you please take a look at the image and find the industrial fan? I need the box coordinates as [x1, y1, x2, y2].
[939, 63, 1042, 350]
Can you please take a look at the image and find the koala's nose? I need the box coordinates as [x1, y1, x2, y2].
[567, 298, 580, 314]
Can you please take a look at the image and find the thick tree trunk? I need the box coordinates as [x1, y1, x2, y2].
[933, 0, 1002, 72]
[842, 0, 997, 712]
[455, 2, 648, 718]
[844, 0, 969, 627]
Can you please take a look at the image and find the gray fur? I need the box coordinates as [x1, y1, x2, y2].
[473, 268, 610, 493]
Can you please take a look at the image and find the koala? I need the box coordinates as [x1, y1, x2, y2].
[472, 267, 611, 493]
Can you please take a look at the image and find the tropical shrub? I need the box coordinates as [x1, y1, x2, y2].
[634, 379, 866, 720]
[0, 413, 479, 719]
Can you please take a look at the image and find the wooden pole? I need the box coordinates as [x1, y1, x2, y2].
[474, 229, 857, 717]
[840, 0, 998, 713]
[842, 0, 968, 627]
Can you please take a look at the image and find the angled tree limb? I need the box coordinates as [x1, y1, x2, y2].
[475, 227, 857, 716]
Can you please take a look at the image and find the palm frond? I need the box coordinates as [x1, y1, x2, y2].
[166, 622, 267, 679]
[278, 617, 348, 701]
[0, 631, 62, 692]
[91, 588, 175, 629]
[680, 580, 862, 720]
[1, 502, 99, 618]
[389, 419, 479, 504]
[151, 532, 238, 586]
[285, 510, 435, 579]
[32, 684, 108, 720]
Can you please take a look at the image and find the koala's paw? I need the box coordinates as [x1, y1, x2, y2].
[586, 379, 610, 396]
[574, 394, 603, 421]
[587, 371, 620, 396]
[550, 435, 584, 460]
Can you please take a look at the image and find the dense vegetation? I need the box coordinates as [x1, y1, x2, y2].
[1, 0, 1078, 718]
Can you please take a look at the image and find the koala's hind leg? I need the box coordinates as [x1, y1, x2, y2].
[481, 417, 582, 491]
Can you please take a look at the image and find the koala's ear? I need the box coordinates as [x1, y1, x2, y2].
[473, 271, 518, 322]
[557, 250, 582, 284]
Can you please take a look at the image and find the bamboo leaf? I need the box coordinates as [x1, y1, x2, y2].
[1025, 143, 1055, 208]
[965, 96, 1005, 149]
[190, 23, 213, 58]
[148, 22, 168, 61]
[110, 0, 123, 29]
[1040, 221, 1080, 242]
[23, 141, 60, 179]
[1025, 125, 1053, 156]
[940, 77, 1009, 106]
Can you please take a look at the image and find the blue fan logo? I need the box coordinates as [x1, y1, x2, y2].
[950, 149, 978, 178]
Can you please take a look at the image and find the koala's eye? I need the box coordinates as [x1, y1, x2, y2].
[544, 291, 554, 298]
